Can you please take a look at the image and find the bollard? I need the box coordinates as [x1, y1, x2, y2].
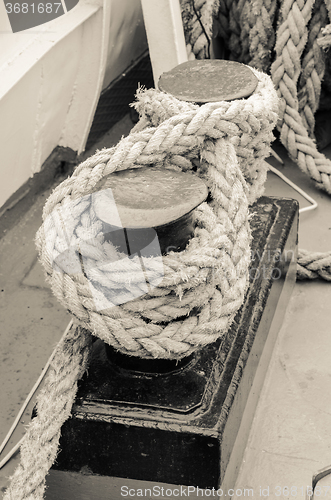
[90, 165, 208, 373]
[45, 61, 298, 499]
[158, 59, 258, 102]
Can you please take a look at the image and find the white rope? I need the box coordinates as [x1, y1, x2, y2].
[0, 320, 73, 469]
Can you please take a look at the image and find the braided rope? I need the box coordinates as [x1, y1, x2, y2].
[216, 0, 276, 68]
[3, 74, 278, 498]
[4, 6, 331, 498]
[317, 22, 331, 112]
[271, 0, 331, 195]
[297, 0, 328, 138]
[134, 68, 279, 205]
[2, 67, 278, 500]
[180, 1, 331, 283]
[246, 0, 277, 72]
[37, 142, 249, 360]
[3, 324, 91, 500]
[317, 23, 331, 51]
[35, 69, 278, 361]
[227, 0, 246, 61]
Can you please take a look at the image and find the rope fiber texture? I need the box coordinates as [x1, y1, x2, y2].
[209, 0, 331, 194]
[180, 0, 220, 59]
[3, 68, 278, 500]
[297, 249, 331, 280]
[297, 0, 328, 139]
[3, 3, 331, 497]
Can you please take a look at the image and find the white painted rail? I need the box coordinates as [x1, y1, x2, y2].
[141, 0, 188, 86]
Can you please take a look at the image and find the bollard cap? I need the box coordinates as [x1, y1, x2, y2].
[91, 166, 208, 228]
[158, 60, 258, 103]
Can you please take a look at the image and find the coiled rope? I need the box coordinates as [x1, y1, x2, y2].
[180, 0, 331, 281]
[36, 68, 277, 360]
[3, 68, 278, 500]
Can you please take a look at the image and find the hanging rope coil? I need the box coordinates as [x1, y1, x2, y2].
[271, 0, 331, 195]
[226, 0, 245, 62]
[297, 0, 328, 138]
[181, 0, 331, 281]
[3, 3, 331, 497]
[3, 324, 91, 500]
[180, 0, 220, 58]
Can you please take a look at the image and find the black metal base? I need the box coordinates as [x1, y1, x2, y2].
[48, 197, 298, 492]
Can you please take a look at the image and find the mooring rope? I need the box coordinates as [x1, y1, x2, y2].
[247, 0, 277, 72]
[297, 249, 331, 280]
[271, 0, 331, 195]
[3, 68, 278, 500]
[4, 1, 331, 495]
[180, 0, 220, 59]
[259, 0, 331, 280]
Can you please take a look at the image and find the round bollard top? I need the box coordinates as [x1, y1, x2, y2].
[158, 60, 258, 103]
[91, 166, 208, 228]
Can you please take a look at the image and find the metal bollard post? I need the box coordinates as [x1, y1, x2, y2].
[45, 60, 298, 499]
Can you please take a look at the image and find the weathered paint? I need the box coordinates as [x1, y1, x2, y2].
[0, 0, 148, 209]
